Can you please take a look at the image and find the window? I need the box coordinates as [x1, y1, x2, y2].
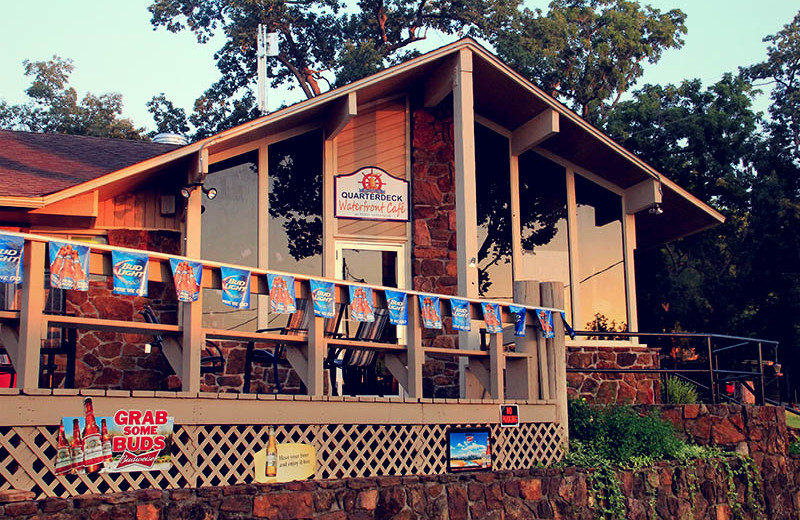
[574, 175, 627, 331]
[518, 151, 572, 320]
[475, 123, 512, 299]
[202, 151, 259, 331]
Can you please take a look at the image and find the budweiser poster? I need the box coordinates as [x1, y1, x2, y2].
[334, 167, 409, 221]
[55, 398, 174, 475]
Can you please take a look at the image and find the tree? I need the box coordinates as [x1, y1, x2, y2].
[0, 56, 145, 139]
[494, 0, 687, 123]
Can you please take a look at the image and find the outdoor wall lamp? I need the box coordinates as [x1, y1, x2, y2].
[648, 203, 664, 215]
[468, 257, 477, 268]
[180, 182, 218, 200]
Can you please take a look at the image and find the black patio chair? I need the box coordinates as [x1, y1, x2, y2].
[326, 307, 390, 396]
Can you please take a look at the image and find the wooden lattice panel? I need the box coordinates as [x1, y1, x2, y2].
[0, 422, 564, 499]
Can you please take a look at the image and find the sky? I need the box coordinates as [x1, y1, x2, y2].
[0, 1, 797, 133]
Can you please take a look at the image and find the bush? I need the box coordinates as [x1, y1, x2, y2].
[663, 376, 699, 404]
[568, 398, 685, 465]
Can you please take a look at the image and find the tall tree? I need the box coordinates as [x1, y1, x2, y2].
[494, 0, 686, 123]
[0, 57, 145, 139]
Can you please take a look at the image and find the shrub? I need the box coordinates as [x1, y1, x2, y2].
[663, 376, 699, 404]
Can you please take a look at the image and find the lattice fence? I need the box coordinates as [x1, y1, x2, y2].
[0, 422, 565, 499]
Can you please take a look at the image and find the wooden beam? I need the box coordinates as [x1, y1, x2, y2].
[306, 312, 326, 396]
[325, 92, 357, 139]
[467, 359, 490, 396]
[423, 54, 458, 107]
[624, 179, 662, 214]
[488, 332, 504, 400]
[405, 295, 423, 398]
[18, 240, 45, 391]
[46, 315, 180, 335]
[29, 191, 98, 217]
[285, 345, 309, 388]
[384, 353, 408, 393]
[511, 108, 560, 156]
[160, 337, 184, 377]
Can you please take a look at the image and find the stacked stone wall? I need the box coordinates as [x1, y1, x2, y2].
[567, 345, 661, 404]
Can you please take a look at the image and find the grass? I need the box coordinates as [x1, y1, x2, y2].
[786, 411, 800, 429]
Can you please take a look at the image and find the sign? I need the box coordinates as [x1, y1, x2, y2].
[49, 242, 90, 291]
[334, 167, 409, 221]
[253, 443, 316, 483]
[112, 251, 149, 296]
[0, 234, 24, 285]
[447, 427, 491, 472]
[500, 404, 520, 427]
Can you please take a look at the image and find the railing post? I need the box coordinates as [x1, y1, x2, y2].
[706, 335, 716, 405]
[405, 295, 423, 398]
[306, 288, 325, 397]
[181, 165, 204, 394]
[541, 282, 567, 443]
[757, 341, 766, 405]
[18, 239, 45, 392]
[509, 280, 541, 401]
[488, 331, 504, 400]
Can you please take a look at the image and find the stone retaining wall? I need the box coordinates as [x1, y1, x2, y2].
[567, 345, 661, 404]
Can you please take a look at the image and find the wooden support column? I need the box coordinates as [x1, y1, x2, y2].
[507, 280, 541, 401]
[306, 295, 326, 396]
[488, 332, 504, 400]
[181, 153, 205, 394]
[541, 281, 568, 443]
[18, 240, 45, 392]
[405, 295, 423, 397]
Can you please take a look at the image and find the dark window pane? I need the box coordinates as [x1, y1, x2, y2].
[575, 175, 627, 331]
[202, 151, 259, 331]
[475, 123, 512, 299]
[268, 130, 323, 276]
[518, 151, 571, 319]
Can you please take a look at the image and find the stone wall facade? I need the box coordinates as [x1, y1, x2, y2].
[0, 457, 777, 520]
[567, 345, 661, 404]
[411, 103, 460, 399]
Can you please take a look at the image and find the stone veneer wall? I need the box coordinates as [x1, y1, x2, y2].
[567, 345, 661, 404]
[411, 103, 460, 399]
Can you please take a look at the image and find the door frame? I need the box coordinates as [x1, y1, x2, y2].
[334, 240, 408, 290]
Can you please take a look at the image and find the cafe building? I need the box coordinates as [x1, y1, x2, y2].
[0, 38, 722, 497]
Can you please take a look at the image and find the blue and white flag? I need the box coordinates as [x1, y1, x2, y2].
[450, 298, 471, 332]
[385, 290, 408, 326]
[49, 242, 90, 291]
[561, 311, 576, 339]
[536, 309, 555, 339]
[0, 234, 24, 285]
[481, 302, 503, 334]
[169, 258, 202, 302]
[112, 251, 149, 296]
[310, 279, 335, 318]
[267, 274, 296, 313]
[349, 285, 375, 322]
[509, 305, 527, 337]
[220, 266, 251, 309]
[418, 294, 442, 329]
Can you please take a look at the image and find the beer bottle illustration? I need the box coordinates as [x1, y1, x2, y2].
[101, 418, 112, 466]
[71, 418, 85, 474]
[60, 248, 76, 289]
[71, 250, 86, 285]
[82, 397, 104, 473]
[55, 422, 72, 476]
[265, 427, 278, 477]
[50, 245, 68, 287]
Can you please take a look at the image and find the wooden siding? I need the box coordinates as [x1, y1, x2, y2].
[96, 189, 180, 231]
[335, 98, 408, 238]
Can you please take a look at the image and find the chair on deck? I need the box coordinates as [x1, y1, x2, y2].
[243, 301, 345, 393]
[139, 305, 226, 375]
[326, 307, 390, 396]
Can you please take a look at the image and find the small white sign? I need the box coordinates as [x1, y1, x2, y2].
[334, 167, 409, 222]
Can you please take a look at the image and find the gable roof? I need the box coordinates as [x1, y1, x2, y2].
[0, 130, 177, 198]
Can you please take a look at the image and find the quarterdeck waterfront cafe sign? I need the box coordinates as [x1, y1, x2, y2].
[334, 167, 409, 222]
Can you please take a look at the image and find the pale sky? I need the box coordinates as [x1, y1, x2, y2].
[0, 1, 797, 132]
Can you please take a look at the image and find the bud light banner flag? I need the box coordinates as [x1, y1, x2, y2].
[509, 305, 527, 337]
[481, 302, 503, 334]
[349, 285, 375, 322]
[220, 266, 251, 309]
[385, 290, 408, 326]
[561, 311, 576, 339]
[536, 309, 555, 339]
[57, 402, 174, 475]
[419, 295, 442, 329]
[169, 258, 202, 302]
[49, 242, 90, 291]
[268, 274, 297, 314]
[450, 298, 471, 332]
[310, 279, 335, 318]
[112, 251, 149, 296]
[0, 234, 24, 285]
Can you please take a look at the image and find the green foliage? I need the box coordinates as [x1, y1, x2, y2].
[494, 0, 687, 122]
[663, 377, 699, 404]
[789, 439, 800, 455]
[0, 56, 145, 139]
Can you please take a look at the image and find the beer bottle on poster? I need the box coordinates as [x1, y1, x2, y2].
[71, 418, 85, 474]
[55, 422, 72, 476]
[265, 427, 278, 477]
[101, 418, 112, 465]
[82, 397, 104, 473]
